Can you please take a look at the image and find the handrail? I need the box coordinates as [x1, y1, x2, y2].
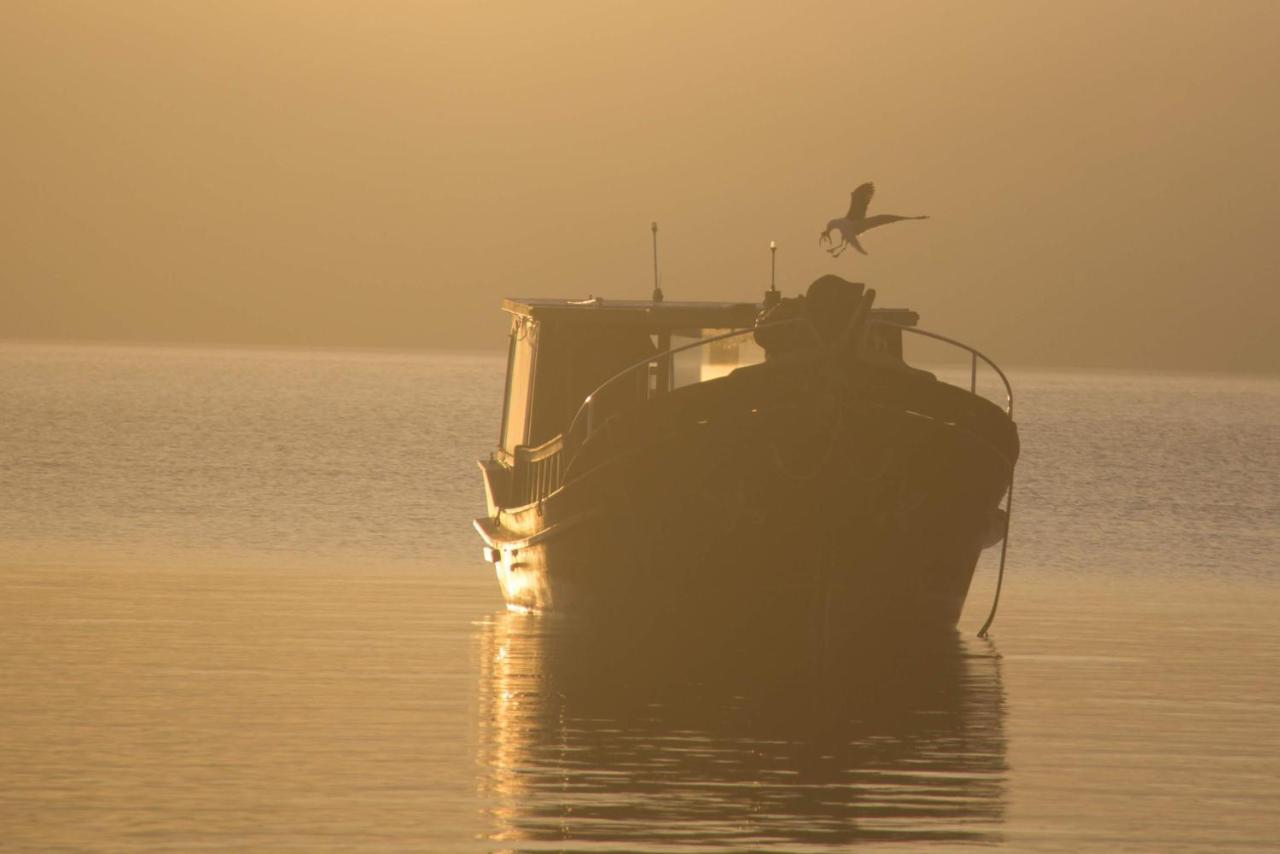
[873, 321, 1014, 418]
[564, 319, 807, 447]
[568, 316, 1008, 448]
[515, 433, 564, 463]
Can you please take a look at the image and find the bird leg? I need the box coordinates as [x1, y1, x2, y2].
[828, 239, 848, 257]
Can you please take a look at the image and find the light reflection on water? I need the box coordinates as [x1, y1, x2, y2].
[477, 613, 1006, 849]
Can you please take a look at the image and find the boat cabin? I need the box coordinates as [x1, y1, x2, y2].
[494, 296, 918, 463]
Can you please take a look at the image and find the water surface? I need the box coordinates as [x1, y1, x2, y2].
[1, 342, 1277, 850]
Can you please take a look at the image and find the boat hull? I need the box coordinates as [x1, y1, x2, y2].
[477, 358, 1017, 635]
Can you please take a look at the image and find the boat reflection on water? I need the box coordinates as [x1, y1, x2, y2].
[477, 612, 1007, 849]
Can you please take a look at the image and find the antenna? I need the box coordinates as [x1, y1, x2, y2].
[650, 221, 663, 303]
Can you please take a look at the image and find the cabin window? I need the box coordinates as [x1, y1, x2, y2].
[499, 318, 537, 454]
[698, 328, 765, 382]
[708, 338, 741, 365]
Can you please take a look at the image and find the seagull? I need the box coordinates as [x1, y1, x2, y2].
[819, 183, 929, 257]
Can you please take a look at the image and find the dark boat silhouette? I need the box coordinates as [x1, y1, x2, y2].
[474, 275, 1018, 632]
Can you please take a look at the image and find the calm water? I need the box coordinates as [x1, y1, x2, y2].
[1, 342, 1277, 851]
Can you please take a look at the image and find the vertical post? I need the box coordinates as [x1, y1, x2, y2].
[585, 396, 594, 435]
[770, 240, 777, 291]
[970, 351, 977, 394]
[651, 222, 663, 303]
[655, 334, 672, 394]
[764, 240, 781, 308]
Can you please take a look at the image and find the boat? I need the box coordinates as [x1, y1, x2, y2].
[473, 273, 1019, 634]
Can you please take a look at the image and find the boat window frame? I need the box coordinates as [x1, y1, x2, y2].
[498, 316, 538, 458]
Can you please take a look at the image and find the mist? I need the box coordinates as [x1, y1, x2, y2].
[3, 0, 1278, 373]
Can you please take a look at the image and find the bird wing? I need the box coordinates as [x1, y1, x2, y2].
[861, 213, 929, 232]
[846, 183, 875, 220]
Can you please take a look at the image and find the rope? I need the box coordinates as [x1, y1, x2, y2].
[977, 474, 1014, 638]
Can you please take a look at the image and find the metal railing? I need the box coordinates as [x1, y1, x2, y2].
[876, 322, 1014, 418]
[511, 435, 564, 507]
[565, 320, 805, 449]
[566, 318, 1014, 450]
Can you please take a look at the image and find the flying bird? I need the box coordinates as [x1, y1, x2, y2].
[819, 183, 929, 257]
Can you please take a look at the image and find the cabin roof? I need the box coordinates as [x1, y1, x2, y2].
[503, 297, 918, 329]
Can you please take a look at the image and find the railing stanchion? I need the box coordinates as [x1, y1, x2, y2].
[970, 351, 977, 394]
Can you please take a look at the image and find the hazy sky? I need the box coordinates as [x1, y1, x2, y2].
[3, 1, 1278, 372]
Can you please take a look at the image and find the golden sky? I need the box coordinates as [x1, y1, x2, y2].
[3, 1, 1277, 372]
